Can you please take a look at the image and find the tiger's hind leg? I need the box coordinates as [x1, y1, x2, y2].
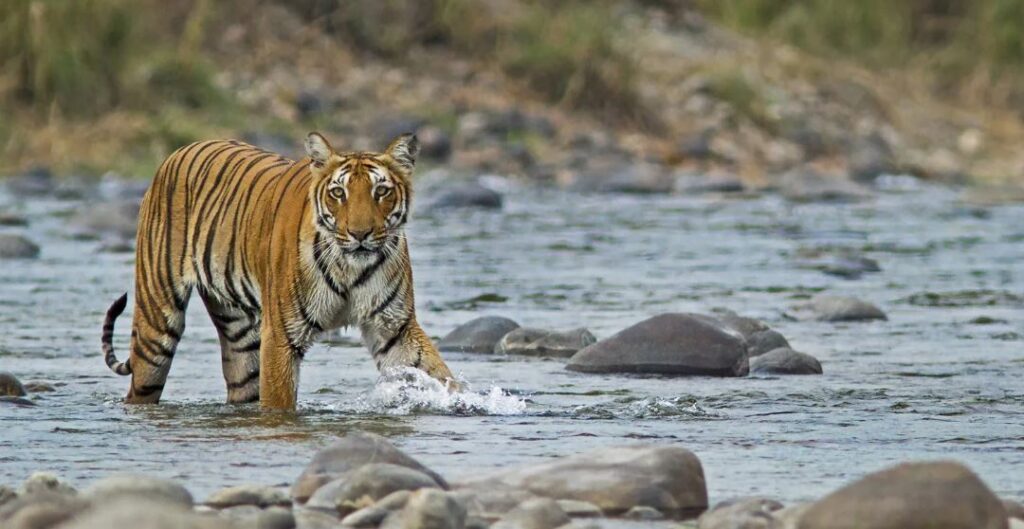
[199, 292, 261, 404]
[125, 284, 191, 404]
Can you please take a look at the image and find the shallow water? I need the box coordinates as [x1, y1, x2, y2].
[1, 176, 1022, 504]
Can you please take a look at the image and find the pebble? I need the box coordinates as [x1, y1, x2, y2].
[22, 382, 56, 393]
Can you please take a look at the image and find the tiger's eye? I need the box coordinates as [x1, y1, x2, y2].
[329, 187, 346, 201]
[374, 186, 391, 200]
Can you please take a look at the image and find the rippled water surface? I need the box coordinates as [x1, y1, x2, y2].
[1, 176, 1022, 503]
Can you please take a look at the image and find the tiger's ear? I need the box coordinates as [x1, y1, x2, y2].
[385, 133, 419, 172]
[304, 132, 333, 169]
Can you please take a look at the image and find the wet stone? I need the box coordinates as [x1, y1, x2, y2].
[0, 234, 40, 259]
[554, 500, 602, 518]
[83, 474, 193, 506]
[749, 348, 823, 375]
[495, 328, 596, 357]
[67, 200, 140, 240]
[799, 461, 1008, 529]
[22, 382, 56, 393]
[674, 172, 745, 194]
[492, 498, 570, 529]
[21, 472, 76, 496]
[566, 313, 749, 377]
[59, 498, 231, 529]
[306, 463, 442, 516]
[206, 484, 292, 509]
[381, 489, 466, 529]
[713, 310, 790, 357]
[698, 497, 783, 529]
[0, 491, 89, 529]
[438, 317, 521, 354]
[0, 372, 27, 397]
[790, 295, 887, 322]
[292, 431, 447, 504]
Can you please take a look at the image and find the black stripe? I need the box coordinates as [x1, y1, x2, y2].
[234, 339, 261, 353]
[374, 319, 410, 358]
[368, 281, 402, 320]
[227, 369, 260, 389]
[412, 350, 422, 369]
[353, 252, 387, 288]
[132, 383, 164, 397]
[224, 324, 254, 343]
[312, 232, 347, 298]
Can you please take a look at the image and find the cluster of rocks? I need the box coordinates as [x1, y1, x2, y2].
[0, 372, 55, 407]
[2, 431, 1020, 529]
[437, 317, 595, 358]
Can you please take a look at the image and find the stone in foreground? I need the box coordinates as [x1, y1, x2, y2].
[381, 489, 466, 529]
[698, 497, 782, 529]
[292, 431, 448, 503]
[60, 498, 234, 529]
[798, 461, 1007, 529]
[790, 295, 887, 322]
[492, 498, 570, 529]
[437, 317, 521, 354]
[83, 474, 194, 507]
[566, 313, 749, 377]
[306, 463, 442, 516]
[495, 327, 596, 357]
[749, 348, 822, 375]
[204, 484, 291, 509]
[459, 445, 707, 518]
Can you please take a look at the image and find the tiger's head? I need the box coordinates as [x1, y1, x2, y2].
[304, 132, 418, 258]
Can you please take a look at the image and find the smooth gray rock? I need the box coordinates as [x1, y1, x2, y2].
[698, 497, 783, 529]
[306, 463, 441, 516]
[495, 328, 596, 357]
[0, 491, 89, 529]
[341, 490, 412, 527]
[424, 182, 502, 210]
[492, 498, 570, 529]
[0, 372, 27, 397]
[257, 507, 297, 529]
[0, 235, 40, 259]
[450, 488, 537, 519]
[292, 431, 447, 503]
[714, 311, 790, 357]
[554, 500, 601, 518]
[460, 445, 707, 518]
[798, 461, 1008, 529]
[790, 295, 887, 322]
[83, 474, 193, 506]
[205, 484, 291, 509]
[68, 200, 140, 240]
[750, 348, 822, 375]
[438, 317, 521, 354]
[779, 169, 872, 203]
[59, 498, 233, 529]
[566, 313, 749, 377]
[22, 382, 56, 393]
[21, 472, 76, 496]
[293, 507, 341, 529]
[623, 506, 664, 520]
[382, 489, 466, 529]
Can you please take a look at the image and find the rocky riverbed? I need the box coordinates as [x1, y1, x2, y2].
[1, 171, 1023, 527]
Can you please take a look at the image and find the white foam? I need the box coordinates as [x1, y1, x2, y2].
[353, 367, 527, 416]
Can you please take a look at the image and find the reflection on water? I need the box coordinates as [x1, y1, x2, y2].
[1, 178, 1022, 502]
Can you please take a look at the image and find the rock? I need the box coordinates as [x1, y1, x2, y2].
[97, 240, 135, 254]
[293, 507, 341, 529]
[295, 90, 327, 119]
[22, 382, 56, 393]
[437, 317, 521, 354]
[772, 502, 809, 529]
[257, 507, 296, 529]
[795, 249, 881, 280]
[83, 474, 193, 506]
[21, 472, 76, 496]
[205, 484, 291, 509]
[292, 431, 448, 503]
[698, 497, 782, 529]
[492, 499, 570, 529]
[0, 372, 27, 397]
[306, 463, 442, 516]
[554, 500, 601, 518]
[0, 213, 29, 227]
[495, 328, 596, 357]
[623, 506, 664, 520]
[0, 396, 36, 407]
[778, 169, 872, 203]
[674, 172, 745, 194]
[460, 445, 707, 518]
[341, 490, 412, 527]
[0, 486, 15, 507]
[749, 348, 822, 375]
[1011, 519, 1024, 529]
[1004, 499, 1024, 520]
[5, 167, 53, 197]
[417, 126, 452, 161]
[68, 200, 139, 240]
[382, 489, 466, 529]
[423, 182, 503, 210]
[848, 134, 896, 183]
[450, 488, 537, 519]
[0, 491, 89, 529]
[798, 461, 1008, 529]
[58, 498, 232, 529]
[0, 235, 40, 259]
[566, 313, 749, 377]
[790, 295, 887, 322]
[713, 311, 790, 357]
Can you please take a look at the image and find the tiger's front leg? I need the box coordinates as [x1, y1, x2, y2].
[363, 316, 456, 388]
[257, 304, 303, 410]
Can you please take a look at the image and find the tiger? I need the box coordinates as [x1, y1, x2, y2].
[100, 132, 458, 410]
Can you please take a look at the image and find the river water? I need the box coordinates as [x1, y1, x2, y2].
[1, 175, 1021, 504]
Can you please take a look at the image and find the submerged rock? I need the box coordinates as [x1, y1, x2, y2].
[292, 431, 447, 503]
[459, 445, 707, 518]
[494, 327, 596, 357]
[566, 313, 749, 377]
[437, 317, 521, 354]
[798, 461, 1008, 529]
[306, 463, 442, 516]
[83, 474, 193, 506]
[205, 484, 291, 509]
[492, 498, 569, 529]
[0, 235, 40, 259]
[790, 295, 887, 322]
[0, 372, 27, 397]
[749, 348, 823, 375]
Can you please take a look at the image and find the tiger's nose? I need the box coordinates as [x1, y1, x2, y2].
[348, 228, 372, 242]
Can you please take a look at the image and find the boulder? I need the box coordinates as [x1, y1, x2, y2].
[798, 461, 1008, 529]
[0, 235, 40, 259]
[459, 445, 707, 518]
[67, 200, 140, 240]
[57, 498, 233, 529]
[623, 506, 664, 520]
[381, 489, 466, 529]
[292, 431, 447, 503]
[205, 484, 291, 509]
[778, 170, 872, 203]
[750, 348, 822, 375]
[714, 311, 790, 357]
[341, 490, 412, 527]
[449, 487, 537, 519]
[21, 473, 76, 496]
[438, 317, 521, 354]
[492, 499, 570, 529]
[22, 382, 57, 393]
[0, 491, 89, 529]
[0, 212, 29, 227]
[0, 372, 27, 397]
[790, 295, 887, 322]
[82, 474, 193, 506]
[423, 182, 502, 211]
[495, 328, 596, 357]
[293, 507, 340, 529]
[566, 313, 749, 377]
[698, 497, 783, 529]
[306, 463, 442, 516]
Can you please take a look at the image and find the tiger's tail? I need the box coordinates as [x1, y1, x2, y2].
[102, 293, 132, 376]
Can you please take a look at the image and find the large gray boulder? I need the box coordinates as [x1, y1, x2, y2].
[381, 489, 466, 529]
[306, 463, 442, 516]
[492, 498, 569, 529]
[566, 313, 749, 377]
[437, 317, 520, 354]
[494, 328, 596, 357]
[0, 491, 89, 529]
[292, 431, 447, 503]
[797, 461, 1007, 529]
[58, 498, 235, 529]
[750, 348, 822, 375]
[82, 474, 193, 507]
[459, 445, 707, 518]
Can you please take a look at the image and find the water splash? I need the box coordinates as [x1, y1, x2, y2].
[352, 368, 527, 416]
